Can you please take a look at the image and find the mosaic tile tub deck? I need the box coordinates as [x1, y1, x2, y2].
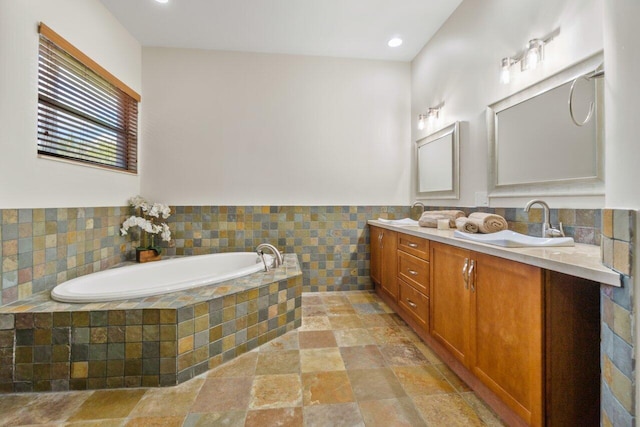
[0, 254, 302, 393]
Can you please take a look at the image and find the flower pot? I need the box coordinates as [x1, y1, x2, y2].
[136, 248, 161, 263]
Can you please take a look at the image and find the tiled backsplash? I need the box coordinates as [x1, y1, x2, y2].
[416, 205, 602, 246]
[0, 204, 610, 307]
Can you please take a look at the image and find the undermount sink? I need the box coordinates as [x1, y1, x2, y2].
[453, 230, 575, 248]
[377, 218, 419, 226]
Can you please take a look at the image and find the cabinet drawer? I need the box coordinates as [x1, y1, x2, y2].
[398, 279, 429, 330]
[398, 251, 429, 295]
[398, 233, 429, 260]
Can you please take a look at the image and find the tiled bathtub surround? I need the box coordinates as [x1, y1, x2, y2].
[1, 207, 135, 307]
[600, 209, 636, 426]
[0, 206, 412, 307]
[164, 206, 409, 293]
[0, 254, 302, 393]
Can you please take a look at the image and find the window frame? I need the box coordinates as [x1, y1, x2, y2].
[37, 23, 141, 174]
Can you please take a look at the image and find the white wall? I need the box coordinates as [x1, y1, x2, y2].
[0, 0, 141, 208]
[141, 48, 411, 206]
[602, 0, 640, 417]
[411, 0, 604, 208]
[604, 0, 640, 209]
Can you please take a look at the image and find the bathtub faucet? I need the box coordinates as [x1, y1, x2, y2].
[256, 243, 284, 271]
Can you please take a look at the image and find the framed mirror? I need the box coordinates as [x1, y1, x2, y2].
[416, 121, 459, 199]
[487, 52, 604, 197]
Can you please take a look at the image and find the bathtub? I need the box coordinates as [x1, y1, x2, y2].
[51, 252, 273, 303]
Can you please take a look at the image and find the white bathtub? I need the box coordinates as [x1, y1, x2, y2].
[51, 252, 273, 303]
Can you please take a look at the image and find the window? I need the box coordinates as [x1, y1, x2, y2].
[37, 23, 140, 173]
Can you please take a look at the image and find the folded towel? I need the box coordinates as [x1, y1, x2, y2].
[418, 214, 448, 228]
[455, 217, 479, 233]
[425, 210, 466, 219]
[418, 210, 465, 228]
[468, 212, 508, 233]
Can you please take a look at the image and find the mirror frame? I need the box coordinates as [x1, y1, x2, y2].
[415, 121, 460, 199]
[487, 51, 604, 198]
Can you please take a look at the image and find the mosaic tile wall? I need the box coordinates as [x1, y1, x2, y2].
[600, 209, 636, 427]
[0, 204, 609, 308]
[1, 208, 135, 307]
[162, 206, 412, 293]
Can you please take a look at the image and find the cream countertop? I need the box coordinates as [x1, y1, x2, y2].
[368, 220, 621, 287]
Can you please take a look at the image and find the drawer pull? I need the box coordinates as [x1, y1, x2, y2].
[469, 259, 476, 292]
[462, 258, 469, 289]
[406, 299, 417, 308]
[408, 269, 419, 276]
[408, 243, 418, 248]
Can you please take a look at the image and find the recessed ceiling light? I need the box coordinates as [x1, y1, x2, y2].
[155, 0, 169, 3]
[387, 37, 403, 48]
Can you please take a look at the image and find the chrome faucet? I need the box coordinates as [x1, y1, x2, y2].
[523, 199, 565, 238]
[411, 201, 425, 217]
[256, 243, 284, 271]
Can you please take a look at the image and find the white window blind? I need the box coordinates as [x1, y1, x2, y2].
[37, 23, 140, 173]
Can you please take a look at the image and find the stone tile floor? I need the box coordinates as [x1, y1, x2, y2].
[0, 291, 505, 426]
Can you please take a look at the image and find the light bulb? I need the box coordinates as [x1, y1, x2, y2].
[417, 115, 425, 130]
[500, 58, 511, 84]
[523, 39, 543, 71]
[388, 38, 403, 48]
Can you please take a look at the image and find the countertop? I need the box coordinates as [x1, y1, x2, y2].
[368, 220, 621, 287]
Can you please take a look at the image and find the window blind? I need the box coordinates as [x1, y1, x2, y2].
[37, 23, 139, 173]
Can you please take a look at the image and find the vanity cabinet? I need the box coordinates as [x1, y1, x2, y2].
[370, 226, 599, 427]
[429, 243, 473, 364]
[397, 234, 430, 332]
[430, 242, 543, 425]
[369, 226, 398, 300]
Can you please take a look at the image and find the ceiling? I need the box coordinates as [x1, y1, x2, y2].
[99, 0, 463, 62]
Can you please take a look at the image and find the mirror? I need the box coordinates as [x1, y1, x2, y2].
[416, 121, 459, 199]
[487, 52, 604, 197]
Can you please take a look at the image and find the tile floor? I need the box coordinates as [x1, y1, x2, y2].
[0, 291, 505, 426]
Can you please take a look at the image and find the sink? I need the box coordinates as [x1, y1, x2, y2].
[453, 230, 575, 248]
[377, 218, 419, 226]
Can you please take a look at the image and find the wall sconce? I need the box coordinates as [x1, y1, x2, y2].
[500, 35, 553, 84]
[417, 107, 441, 130]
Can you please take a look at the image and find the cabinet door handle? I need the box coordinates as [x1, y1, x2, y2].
[462, 258, 469, 289]
[408, 242, 418, 248]
[468, 259, 475, 292]
[379, 232, 384, 247]
[408, 269, 419, 276]
[406, 299, 417, 308]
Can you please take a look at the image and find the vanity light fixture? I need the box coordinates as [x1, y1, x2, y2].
[417, 107, 441, 130]
[500, 36, 553, 84]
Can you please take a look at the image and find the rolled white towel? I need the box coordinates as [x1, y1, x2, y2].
[468, 212, 508, 234]
[455, 217, 479, 233]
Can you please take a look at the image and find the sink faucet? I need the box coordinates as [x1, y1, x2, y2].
[411, 201, 425, 218]
[256, 243, 283, 271]
[523, 199, 565, 238]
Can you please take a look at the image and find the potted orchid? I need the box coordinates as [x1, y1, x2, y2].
[120, 195, 172, 263]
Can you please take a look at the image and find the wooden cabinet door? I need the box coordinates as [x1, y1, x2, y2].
[380, 229, 398, 300]
[370, 226, 382, 285]
[430, 242, 472, 366]
[470, 252, 543, 427]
